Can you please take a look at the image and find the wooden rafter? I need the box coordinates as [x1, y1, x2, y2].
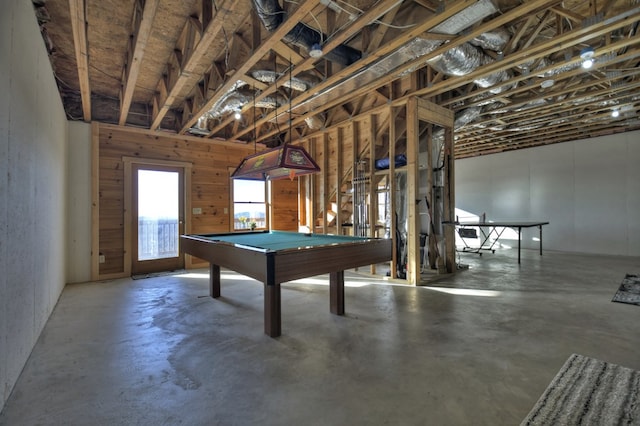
[251, 0, 564, 144]
[206, 0, 407, 139]
[180, 0, 324, 133]
[150, 0, 245, 130]
[234, 0, 490, 142]
[68, 0, 91, 121]
[119, 0, 160, 125]
[443, 37, 640, 110]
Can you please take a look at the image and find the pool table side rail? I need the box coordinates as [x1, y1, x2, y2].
[181, 235, 271, 283]
[180, 234, 392, 284]
[272, 238, 392, 284]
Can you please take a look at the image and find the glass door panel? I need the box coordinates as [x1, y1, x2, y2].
[132, 165, 184, 274]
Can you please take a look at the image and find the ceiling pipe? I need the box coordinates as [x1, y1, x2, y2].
[251, 0, 362, 66]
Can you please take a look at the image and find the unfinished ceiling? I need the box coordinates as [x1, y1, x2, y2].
[33, 0, 640, 158]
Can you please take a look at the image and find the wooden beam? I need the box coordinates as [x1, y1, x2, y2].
[442, 124, 455, 274]
[551, 6, 585, 23]
[335, 127, 343, 235]
[151, 0, 244, 130]
[322, 133, 329, 234]
[213, 0, 409, 139]
[416, 97, 454, 128]
[367, 3, 401, 52]
[251, 0, 565, 144]
[520, 11, 554, 50]
[119, 0, 160, 125]
[68, 0, 91, 121]
[406, 98, 419, 285]
[388, 106, 397, 280]
[443, 36, 640, 109]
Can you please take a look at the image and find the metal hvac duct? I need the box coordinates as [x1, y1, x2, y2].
[251, 0, 361, 66]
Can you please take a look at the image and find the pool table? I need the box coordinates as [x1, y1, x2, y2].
[181, 231, 392, 337]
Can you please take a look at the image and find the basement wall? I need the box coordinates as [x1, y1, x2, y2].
[455, 130, 640, 256]
[67, 122, 92, 283]
[0, 0, 68, 411]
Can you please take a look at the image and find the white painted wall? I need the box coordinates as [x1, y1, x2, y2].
[0, 0, 68, 411]
[66, 122, 92, 283]
[456, 130, 640, 256]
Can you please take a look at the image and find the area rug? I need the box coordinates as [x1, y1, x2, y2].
[131, 269, 186, 280]
[612, 273, 640, 306]
[521, 354, 640, 425]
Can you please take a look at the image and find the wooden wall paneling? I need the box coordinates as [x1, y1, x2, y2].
[271, 178, 299, 231]
[96, 123, 254, 278]
[406, 98, 420, 285]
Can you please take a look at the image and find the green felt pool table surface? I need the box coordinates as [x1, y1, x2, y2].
[193, 231, 371, 251]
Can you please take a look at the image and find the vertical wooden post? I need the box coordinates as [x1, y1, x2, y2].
[426, 123, 438, 270]
[443, 126, 456, 273]
[322, 133, 329, 234]
[335, 127, 343, 235]
[388, 107, 398, 280]
[351, 120, 358, 237]
[406, 98, 420, 285]
[368, 115, 378, 274]
[309, 139, 317, 233]
[91, 122, 100, 281]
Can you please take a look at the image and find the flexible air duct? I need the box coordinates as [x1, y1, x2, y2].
[251, 0, 361, 66]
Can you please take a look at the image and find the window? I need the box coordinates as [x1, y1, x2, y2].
[232, 179, 267, 230]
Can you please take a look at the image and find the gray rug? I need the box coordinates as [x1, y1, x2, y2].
[612, 274, 640, 306]
[521, 354, 640, 425]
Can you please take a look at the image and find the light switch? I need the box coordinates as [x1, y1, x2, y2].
[192, 207, 202, 214]
[224, 208, 228, 214]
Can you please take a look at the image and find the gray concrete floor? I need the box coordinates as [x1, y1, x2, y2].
[1, 249, 639, 425]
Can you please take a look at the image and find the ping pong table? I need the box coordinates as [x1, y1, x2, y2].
[454, 221, 550, 264]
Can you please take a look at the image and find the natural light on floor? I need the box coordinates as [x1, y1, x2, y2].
[177, 271, 501, 296]
[176, 271, 371, 287]
[422, 287, 501, 297]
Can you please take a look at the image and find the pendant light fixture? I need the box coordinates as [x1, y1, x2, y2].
[231, 58, 320, 181]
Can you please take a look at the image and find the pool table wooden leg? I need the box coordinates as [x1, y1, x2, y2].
[264, 283, 281, 337]
[210, 264, 221, 298]
[330, 271, 345, 315]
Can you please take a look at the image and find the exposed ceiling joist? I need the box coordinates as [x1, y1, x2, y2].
[119, 0, 160, 125]
[151, 0, 245, 130]
[68, 0, 91, 121]
[37, 0, 640, 157]
[180, 0, 324, 134]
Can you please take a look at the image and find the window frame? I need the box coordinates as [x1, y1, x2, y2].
[230, 178, 270, 231]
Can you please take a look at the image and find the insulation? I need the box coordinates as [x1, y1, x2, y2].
[430, 0, 499, 34]
[292, 38, 442, 117]
[251, 70, 312, 92]
[251, 0, 361, 66]
[428, 43, 484, 76]
[469, 28, 510, 52]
